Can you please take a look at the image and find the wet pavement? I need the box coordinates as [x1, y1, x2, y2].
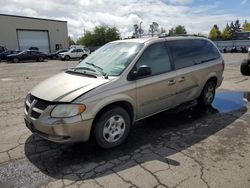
[212, 91, 250, 113]
[0, 55, 250, 188]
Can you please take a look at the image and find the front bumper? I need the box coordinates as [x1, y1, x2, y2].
[24, 95, 93, 143]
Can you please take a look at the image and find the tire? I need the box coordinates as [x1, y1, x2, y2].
[65, 55, 70, 61]
[94, 107, 131, 149]
[12, 57, 19, 63]
[198, 81, 216, 106]
[240, 59, 250, 76]
[38, 57, 44, 62]
[82, 54, 87, 59]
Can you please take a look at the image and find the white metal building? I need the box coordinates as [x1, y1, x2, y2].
[0, 14, 68, 53]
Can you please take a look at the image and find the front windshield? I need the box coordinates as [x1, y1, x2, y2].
[76, 42, 143, 76]
[18, 51, 26, 55]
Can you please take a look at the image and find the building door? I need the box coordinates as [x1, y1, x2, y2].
[17, 30, 50, 52]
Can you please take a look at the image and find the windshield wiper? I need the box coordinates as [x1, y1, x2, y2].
[66, 68, 97, 78]
[85, 62, 109, 79]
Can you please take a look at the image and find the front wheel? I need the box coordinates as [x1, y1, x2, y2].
[65, 55, 70, 61]
[198, 81, 216, 106]
[12, 58, 19, 63]
[38, 57, 44, 62]
[94, 107, 131, 149]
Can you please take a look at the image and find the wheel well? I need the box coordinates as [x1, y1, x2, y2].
[90, 101, 134, 139]
[207, 76, 217, 86]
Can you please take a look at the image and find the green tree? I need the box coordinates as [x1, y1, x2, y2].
[168, 25, 187, 35]
[243, 20, 250, 31]
[209, 24, 221, 41]
[148, 22, 159, 36]
[229, 19, 242, 39]
[174, 25, 187, 34]
[160, 27, 166, 34]
[221, 23, 232, 40]
[77, 25, 120, 46]
[168, 28, 175, 35]
[68, 36, 75, 46]
[133, 24, 139, 38]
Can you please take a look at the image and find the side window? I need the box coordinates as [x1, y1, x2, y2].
[136, 42, 172, 76]
[167, 39, 221, 70]
[71, 49, 77, 53]
[30, 51, 38, 55]
[77, 49, 83, 52]
[201, 40, 220, 62]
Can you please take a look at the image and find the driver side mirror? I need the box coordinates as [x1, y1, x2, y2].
[129, 65, 152, 80]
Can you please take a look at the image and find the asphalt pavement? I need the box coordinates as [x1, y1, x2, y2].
[0, 54, 249, 188]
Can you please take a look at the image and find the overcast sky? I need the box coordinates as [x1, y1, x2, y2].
[0, 0, 250, 40]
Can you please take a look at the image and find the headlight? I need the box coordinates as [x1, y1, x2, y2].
[51, 104, 86, 118]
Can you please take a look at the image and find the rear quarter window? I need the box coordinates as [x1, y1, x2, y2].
[167, 39, 220, 70]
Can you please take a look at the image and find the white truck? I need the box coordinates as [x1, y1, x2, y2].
[59, 48, 90, 61]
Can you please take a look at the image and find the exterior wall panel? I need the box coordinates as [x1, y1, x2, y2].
[0, 14, 68, 52]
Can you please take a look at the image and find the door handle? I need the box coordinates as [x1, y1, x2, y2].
[168, 80, 176, 85]
[178, 77, 185, 82]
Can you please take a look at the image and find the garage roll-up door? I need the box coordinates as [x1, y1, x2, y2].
[17, 30, 50, 52]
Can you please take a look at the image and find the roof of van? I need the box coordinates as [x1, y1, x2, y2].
[115, 36, 208, 44]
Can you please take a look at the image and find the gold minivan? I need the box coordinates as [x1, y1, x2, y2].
[24, 36, 224, 148]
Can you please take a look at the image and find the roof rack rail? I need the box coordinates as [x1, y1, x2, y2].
[158, 33, 206, 38]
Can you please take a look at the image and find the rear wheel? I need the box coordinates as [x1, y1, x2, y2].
[65, 55, 70, 61]
[12, 57, 19, 63]
[82, 54, 87, 59]
[198, 81, 216, 106]
[94, 107, 131, 149]
[240, 59, 250, 76]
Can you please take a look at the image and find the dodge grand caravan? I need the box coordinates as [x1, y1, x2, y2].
[24, 36, 224, 148]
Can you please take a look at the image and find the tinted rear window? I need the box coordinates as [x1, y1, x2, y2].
[167, 39, 220, 69]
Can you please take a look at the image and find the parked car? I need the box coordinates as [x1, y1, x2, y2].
[230, 47, 240, 53]
[47, 49, 69, 59]
[24, 36, 224, 148]
[240, 47, 250, 75]
[0, 50, 20, 61]
[7, 50, 47, 63]
[58, 48, 90, 60]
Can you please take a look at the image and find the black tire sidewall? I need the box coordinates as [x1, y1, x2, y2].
[240, 59, 250, 75]
[65, 56, 70, 61]
[94, 107, 131, 149]
[13, 58, 19, 63]
[39, 57, 43, 62]
[199, 81, 216, 106]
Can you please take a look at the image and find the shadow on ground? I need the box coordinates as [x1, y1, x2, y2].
[24, 94, 248, 181]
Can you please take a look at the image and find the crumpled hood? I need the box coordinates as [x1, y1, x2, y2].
[31, 72, 111, 102]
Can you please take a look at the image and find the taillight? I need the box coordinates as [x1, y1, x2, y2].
[221, 59, 225, 71]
